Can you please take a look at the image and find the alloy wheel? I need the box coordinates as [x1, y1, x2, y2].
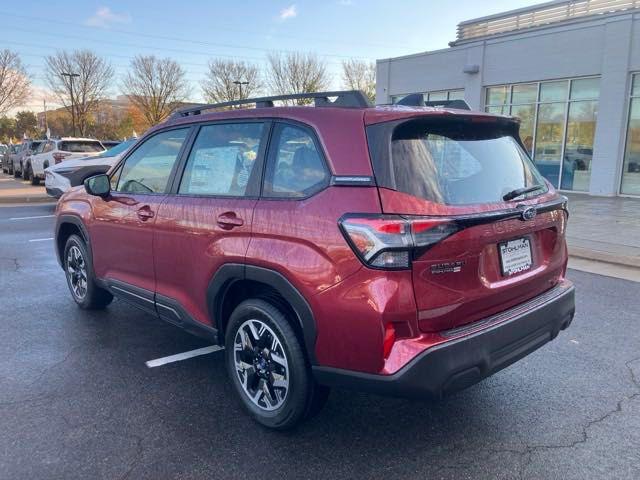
[233, 319, 289, 411]
[66, 245, 88, 300]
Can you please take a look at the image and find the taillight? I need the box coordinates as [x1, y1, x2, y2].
[53, 152, 70, 164]
[339, 214, 460, 269]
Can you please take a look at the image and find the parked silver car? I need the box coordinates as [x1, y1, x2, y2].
[12, 140, 45, 179]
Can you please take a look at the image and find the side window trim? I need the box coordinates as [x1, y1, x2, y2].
[169, 119, 272, 198]
[261, 121, 331, 200]
[110, 125, 195, 195]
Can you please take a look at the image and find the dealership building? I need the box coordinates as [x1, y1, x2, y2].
[376, 0, 640, 197]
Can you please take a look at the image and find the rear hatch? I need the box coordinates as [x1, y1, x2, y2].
[364, 112, 568, 333]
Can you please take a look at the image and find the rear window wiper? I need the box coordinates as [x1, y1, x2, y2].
[503, 185, 545, 201]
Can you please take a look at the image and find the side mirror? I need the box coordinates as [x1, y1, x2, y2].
[84, 174, 110, 198]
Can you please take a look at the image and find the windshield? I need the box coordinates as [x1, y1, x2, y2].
[368, 117, 547, 205]
[96, 139, 136, 158]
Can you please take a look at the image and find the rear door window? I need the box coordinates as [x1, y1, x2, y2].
[263, 124, 329, 198]
[178, 122, 265, 196]
[59, 141, 105, 153]
[367, 117, 547, 205]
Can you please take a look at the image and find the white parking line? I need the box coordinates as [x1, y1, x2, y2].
[145, 345, 224, 368]
[28, 237, 54, 242]
[9, 215, 55, 221]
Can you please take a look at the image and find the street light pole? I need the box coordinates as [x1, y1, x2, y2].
[233, 80, 249, 101]
[61, 72, 80, 136]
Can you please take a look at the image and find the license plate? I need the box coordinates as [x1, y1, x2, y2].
[499, 238, 532, 276]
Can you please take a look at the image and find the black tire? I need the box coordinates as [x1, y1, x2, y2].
[22, 163, 29, 180]
[63, 234, 113, 310]
[13, 165, 20, 178]
[225, 299, 329, 430]
[30, 171, 40, 186]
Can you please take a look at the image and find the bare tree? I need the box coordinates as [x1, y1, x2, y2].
[201, 59, 262, 104]
[45, 50, 114, 136]
[122, 55, 190, 126]
[266, 52, 330, 104]
[341, 59, 376, 102]
[0, 50, 31, 115]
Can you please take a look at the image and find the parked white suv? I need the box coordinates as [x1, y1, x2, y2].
[45, 138, 136, 198]
[28, 138, 105, 185]
[13, 140, 45, 179]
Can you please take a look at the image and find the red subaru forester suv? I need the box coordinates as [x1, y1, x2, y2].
[55, 91, 575, 429]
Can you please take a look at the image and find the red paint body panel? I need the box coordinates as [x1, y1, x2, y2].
[54, 103, 572, 383]
[311, 267, 418, 373]
[247, 187, 380, 295]
[412, 210, 566, 332]
[153, 196, 257, 327]
[376, 188, 567, 334]
[363, 106, 509, 125]
[90, 192, 165, 293]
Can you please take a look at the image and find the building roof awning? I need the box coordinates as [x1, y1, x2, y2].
[453, 0, 640, 44]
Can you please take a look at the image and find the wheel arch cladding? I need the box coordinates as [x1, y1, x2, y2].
[55, 215, 90, 268]
[208, 264, 318, 364]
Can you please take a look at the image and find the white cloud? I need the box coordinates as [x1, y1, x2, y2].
[279, 4, 297, 21]
[7, 84, 61, 116]
[85, 7, 132, 28]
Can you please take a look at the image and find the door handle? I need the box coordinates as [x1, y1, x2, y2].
[136, 206, 155, 221]
[217, 212, 244, 229]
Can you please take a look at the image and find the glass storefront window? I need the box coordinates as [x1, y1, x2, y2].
[511, 84, 537, 104]
[510, 104, 535, 156]
[427, 91, 448, 101]
[485, 77, 600, 191]
[540, 81, 568, 103]
[534, 103, 566, 188]
[486, 86, 508, 106]
[486, 105, 509, 115]
[570, 78, 600, 101]
[391, 89, 465, 105]
[621, 75, 640, 195]
[562, 101, 598, 191]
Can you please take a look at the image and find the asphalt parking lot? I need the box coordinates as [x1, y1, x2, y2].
[1, 203, 639, 480]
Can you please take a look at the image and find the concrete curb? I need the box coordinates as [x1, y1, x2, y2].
[0, 195, 56, 205]
[568, 246, 640, 269]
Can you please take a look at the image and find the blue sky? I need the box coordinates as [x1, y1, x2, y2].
[1, 0, 542, 110]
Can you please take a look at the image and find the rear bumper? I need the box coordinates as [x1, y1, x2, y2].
[313, 280, 575, 399]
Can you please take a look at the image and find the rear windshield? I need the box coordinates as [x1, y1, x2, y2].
[59, 141, 105, 153]
[367, 117, 547, 205]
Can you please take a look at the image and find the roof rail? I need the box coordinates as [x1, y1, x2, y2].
[173, 90, 372, 118]
[396, 94, 471, 111]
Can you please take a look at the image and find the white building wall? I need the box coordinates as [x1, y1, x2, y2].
[590, 17, 634, 195]
[376, 11, 640, 196]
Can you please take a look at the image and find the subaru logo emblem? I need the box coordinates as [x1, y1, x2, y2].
[521, 206, 537, 221]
